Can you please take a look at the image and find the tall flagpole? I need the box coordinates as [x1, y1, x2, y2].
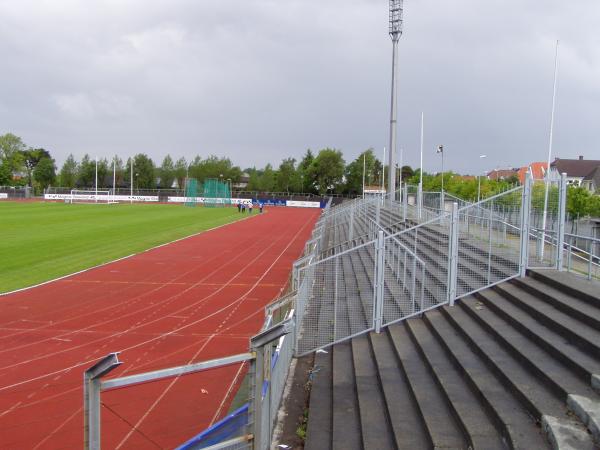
[130, 158, 133, 204]
[94, 157, 98, 203]
[541, 40, 559, 259]
[382, 147, 386, 197]
[112, 157, 116, 202]
[362, 153, 366, 199]
[419, 112, 424, 219]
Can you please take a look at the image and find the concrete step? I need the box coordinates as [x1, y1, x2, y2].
[463, 290, 600, 403]
[351, 334, 396, 449]
[424, 308, 549, 449]
[369, 330, 429, 449]
[332, 341, 362, 450]
[441, 301, 564, 420]
[511, 276, 600, 330]
[388, 322, 468, 449]
[305, 351, 333, 450]
[477, 286, 600, 384]
[529, 269, 600, 306]
[405, 317, 506, 449]
[494, 283, 600, 360]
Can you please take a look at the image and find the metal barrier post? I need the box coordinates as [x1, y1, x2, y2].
[519, 174, 532, 277]
[376, 200, 381, 226]
[556, 173, 567, 271]
[447, 202, 459, 306]
[373, 231, 385, 333]
[83, 353, 121, 450]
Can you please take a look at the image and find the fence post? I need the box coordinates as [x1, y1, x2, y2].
[376, 200, 381, 226]
[556, 173, 567, 271]
[446, 202, 459, 306]
[373, 231, 385, 333]
[83, 354, 121, 450]
[250, 347, 264, 449]
[519, 174, 532, 277]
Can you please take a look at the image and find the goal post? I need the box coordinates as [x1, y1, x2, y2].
[68, 189, 115, 204]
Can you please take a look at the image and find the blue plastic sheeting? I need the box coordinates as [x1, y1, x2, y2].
[176, 404, 249, 450]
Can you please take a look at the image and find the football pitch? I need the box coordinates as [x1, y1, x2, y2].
[0, 201, 242, 293]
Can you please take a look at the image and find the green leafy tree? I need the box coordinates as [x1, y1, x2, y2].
[344, 149, 379, 195]
[0, 161, 11, 185]
[567, 186, 592, 217]
[308, 148, 345, 194]
[174, 157, 188, 189]
[159, 155, 176, 188]
[188, 155, 242, 186]
[20, 148, 51, 186]
[298, 149, 315, 193]
[259, 164, 277, 191]
[33, 157, 56, 189]
[131, 154, 156, 189]
[58, 154, 78, 188]
[0, 133, 26, 175]
[276, 158, 299, 193]
[76, 154, 96, 187]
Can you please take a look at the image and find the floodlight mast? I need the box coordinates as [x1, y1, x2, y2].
[388, 0, 403, 200]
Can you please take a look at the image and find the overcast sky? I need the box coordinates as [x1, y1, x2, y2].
[0, 0, 598, 174]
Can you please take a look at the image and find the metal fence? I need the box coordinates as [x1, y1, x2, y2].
[82, 173, 586, 448]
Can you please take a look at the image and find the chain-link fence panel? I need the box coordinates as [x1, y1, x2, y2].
[295, 241, 377, 356]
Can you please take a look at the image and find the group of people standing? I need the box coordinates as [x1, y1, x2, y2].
[237, 201, 263, 214]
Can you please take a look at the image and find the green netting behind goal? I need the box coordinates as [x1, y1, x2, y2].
[185, 178, 199, 207]
[203, 178, 231, 208]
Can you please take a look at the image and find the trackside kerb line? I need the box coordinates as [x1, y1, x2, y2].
[0, 213, 252, 297]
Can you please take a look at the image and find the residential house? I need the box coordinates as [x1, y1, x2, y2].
[517, 162, 548, 184]
[550, 156, 600, 186]
[582, 166, 600, 193]
[486, 168, 518, 181]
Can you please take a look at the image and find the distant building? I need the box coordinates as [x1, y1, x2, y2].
[233, 173, 250, 190]
[517, 162, 548, 184]
[582, 166, 600, 193]
[486, 168, 518, 181]
[550, 156, 600, 187]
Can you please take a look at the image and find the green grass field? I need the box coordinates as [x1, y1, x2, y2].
[0, 201, 242, 293]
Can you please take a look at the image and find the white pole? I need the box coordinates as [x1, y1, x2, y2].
[95, 157, 98, 203]
[541, 40, 559, 259]
[419, 112, 424, 219]
[130, 158, 133, 204]
[112, 157, 116, 202]
[362, 153, 366, 199]
[382, 147, 386, 198]
[398, 146, 403, 197]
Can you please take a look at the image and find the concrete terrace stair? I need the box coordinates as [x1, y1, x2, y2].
[304, 269, 600, 449]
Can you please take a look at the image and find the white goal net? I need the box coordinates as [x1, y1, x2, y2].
[68, 190, 115, 204]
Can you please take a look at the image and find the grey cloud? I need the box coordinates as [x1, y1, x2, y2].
[0, 0, 598, 174]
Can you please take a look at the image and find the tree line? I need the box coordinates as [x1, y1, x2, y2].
[1, 132, 598, 217]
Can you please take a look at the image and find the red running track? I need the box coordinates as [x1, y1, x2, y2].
[0, 207, 319, 449]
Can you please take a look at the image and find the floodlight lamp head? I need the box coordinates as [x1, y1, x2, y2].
[389, 0, 403, 41]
